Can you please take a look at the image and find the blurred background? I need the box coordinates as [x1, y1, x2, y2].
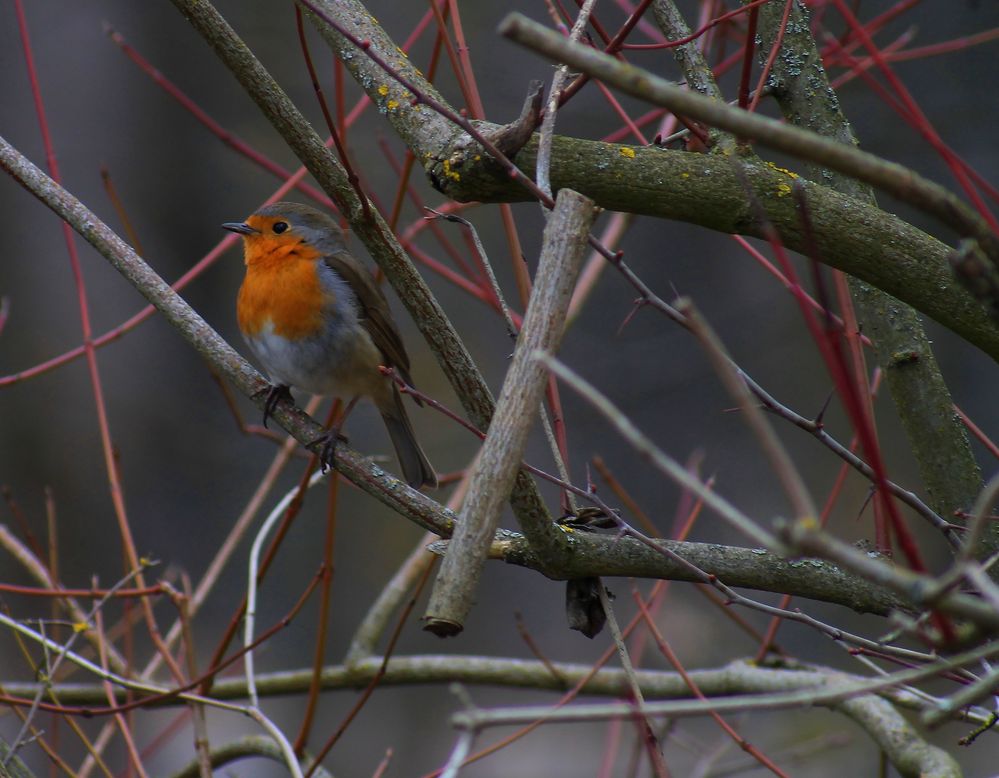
[2, 1, 999, 775]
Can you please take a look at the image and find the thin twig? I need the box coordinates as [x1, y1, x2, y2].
[245, 470, 327, 706]
[537, 353, 781, 551]
[679, 298, 816, 522]
[597, 585, 668, 776]
[450, 643, 999, 727]
[536, 0, 597, 198]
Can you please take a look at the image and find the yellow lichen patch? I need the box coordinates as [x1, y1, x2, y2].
[767, 161, 799, 179]
[619, 146, 636, 159]
[387, 100, 399, 111]
[377, 84, 389, 97]
[766, 161, 798, 197]
[797, 515, 820, 530]
[442, 159, 461, 182]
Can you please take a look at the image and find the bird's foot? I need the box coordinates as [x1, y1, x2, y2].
[258, 384, 292, 428]
[311, 429, 350, 473]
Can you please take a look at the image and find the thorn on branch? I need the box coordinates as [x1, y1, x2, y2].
[814, 389, 834, 427]
[617, 297, 648, 334]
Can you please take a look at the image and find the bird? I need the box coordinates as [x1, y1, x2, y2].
[223, 202, 437, 489]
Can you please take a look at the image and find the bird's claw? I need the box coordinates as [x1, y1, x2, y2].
[260, 384, 292, 428]
[311, 430, 350, 473]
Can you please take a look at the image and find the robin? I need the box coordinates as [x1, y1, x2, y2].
[223, 202, 437, 489]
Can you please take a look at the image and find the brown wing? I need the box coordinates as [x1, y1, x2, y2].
[323, 251, 414, 384]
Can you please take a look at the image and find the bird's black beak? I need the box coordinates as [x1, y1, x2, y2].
[221, 222, 259, 235]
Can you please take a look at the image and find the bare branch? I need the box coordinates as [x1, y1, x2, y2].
[424, 190, 596, 635]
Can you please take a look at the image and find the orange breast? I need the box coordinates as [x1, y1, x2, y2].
[237, 242, 331, 340]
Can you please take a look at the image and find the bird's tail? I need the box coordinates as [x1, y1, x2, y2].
[379, 387, 438, 489]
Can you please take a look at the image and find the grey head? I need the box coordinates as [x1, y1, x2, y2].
[225, 201, 348, 255]
[257, 202, 347, 255]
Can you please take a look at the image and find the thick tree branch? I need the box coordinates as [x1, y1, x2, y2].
[753, 0, 983, 536]
[487, 14, 999, 362]
[296, 0, 460, 164]
[425, 190, 596, 635]
[652, 0, 737, 152]
[0, 655, 966, 717]
[289, 2, 999, 364]
[499, 13, 999, 264]
[492, 530, 904, 615]
[778, 517, 999, 632]
[6, 658, 967, 778]
[445, 133, 999, 361]
[171, 736, 330, 778]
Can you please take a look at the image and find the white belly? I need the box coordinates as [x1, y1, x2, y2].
[246, 320, 384, 399]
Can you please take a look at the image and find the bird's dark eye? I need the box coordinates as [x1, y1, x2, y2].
[272, 221, 289, 234]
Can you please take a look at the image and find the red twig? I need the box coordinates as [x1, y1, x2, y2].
[106, 24, 333, 209]
[295, 7, 370, 221]
[421, 583, 669, 778]
[0, 570, 323, 719]
[827, 0, 999, 230]
[303, 551, 436, 777]
[444, 0, 486, 119]
[633, 588, 790, 777]
[199, 454, 323, 695]
[0, 582, 166, 599]
[294, 404, 342, 755]
[737, 4, 759, 110]
[620, 0, 771, 50]
[15, 0, 186, 685]
[955, 405, 999, 462]
[748, 0, 793, 114]
[378, 139, 478, 280]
